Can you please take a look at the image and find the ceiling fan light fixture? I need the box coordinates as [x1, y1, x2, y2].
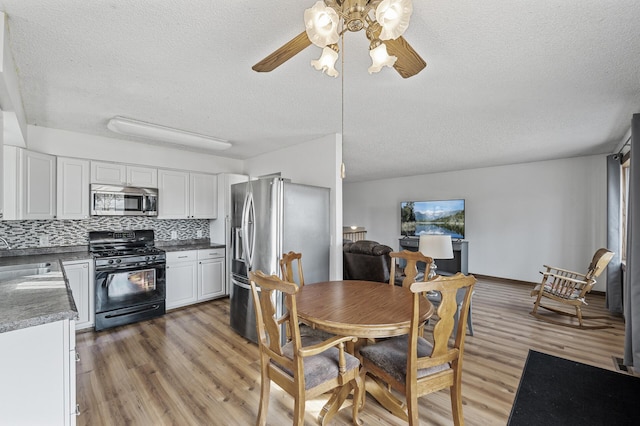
[368, 42, 397, 74]
[376, 0, 413, 40]
[304, 1, 340, 47]
[107, 116, 231, 151]
[311, 45, 339, 77]
[252, 0, 425, 78]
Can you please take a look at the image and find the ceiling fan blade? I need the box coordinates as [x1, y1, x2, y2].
[384, 36, 426, 79]
[252, 31, 312, 72]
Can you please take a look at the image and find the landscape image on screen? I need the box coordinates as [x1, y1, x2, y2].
[401, 199, 465, 239]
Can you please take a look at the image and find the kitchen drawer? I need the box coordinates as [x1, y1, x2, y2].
[166, 250, 198, 263]
[198, 248, 225, 259]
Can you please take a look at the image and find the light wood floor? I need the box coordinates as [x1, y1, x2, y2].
[76, 277, 626, 425]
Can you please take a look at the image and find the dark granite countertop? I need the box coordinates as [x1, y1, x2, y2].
[0, 258, 79, 334]
[157, 239, 226, 252]
[0, 241, 226, 334]
[0, 248, 92, 267]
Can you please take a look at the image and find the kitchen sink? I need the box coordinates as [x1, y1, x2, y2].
[0, 262, 52, 281]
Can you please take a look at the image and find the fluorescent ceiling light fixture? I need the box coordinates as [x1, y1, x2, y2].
[107, 116, 231, 151]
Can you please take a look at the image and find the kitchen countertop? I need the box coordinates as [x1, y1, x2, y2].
[157, 239, 226, 251]
[0, 247, 90, 334]
[0, 249, 92, 266]
[0, 258, 79, 334]
[0, 241, 226, 334]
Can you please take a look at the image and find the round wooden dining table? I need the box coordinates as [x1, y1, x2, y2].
[296, 280, 434, 339]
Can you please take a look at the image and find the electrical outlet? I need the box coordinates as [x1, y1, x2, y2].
[39, 236, 49, 247]
[171, 231, 177, 240]
[197, 230, 203, 238]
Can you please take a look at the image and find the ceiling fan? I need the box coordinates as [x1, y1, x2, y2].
[252, 0, 426, 78]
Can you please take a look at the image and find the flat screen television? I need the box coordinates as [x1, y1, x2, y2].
[400, 199, 465, 239]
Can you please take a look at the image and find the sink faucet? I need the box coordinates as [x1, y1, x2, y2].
[0, 237, 11, 250]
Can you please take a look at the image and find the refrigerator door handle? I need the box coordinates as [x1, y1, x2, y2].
[232, 276, 253, 291]
[241, 189, 255, 268]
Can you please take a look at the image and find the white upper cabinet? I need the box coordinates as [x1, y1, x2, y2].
[23, 150, 57, 219]
[126, 165, 158, 188]
[158, 170, 217, 219]
[91, 161, 157, 188]
[57, 157, 90, 219]
[190, 173, 217, 219]
[90, 161, 126, 185]
[0, 134, 3, 219]
[158, 169, 190, 218]
[3, 147, 57, 220]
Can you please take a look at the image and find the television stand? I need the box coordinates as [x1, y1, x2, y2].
[398, 238, 468, 275]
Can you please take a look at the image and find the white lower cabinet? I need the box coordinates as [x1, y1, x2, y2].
[166, 250, 199, 309]
[166, 248, 225, 309]
[0, 319, 78, 425]
[198, 248, 225, 299]
[63, 260, 94, 330]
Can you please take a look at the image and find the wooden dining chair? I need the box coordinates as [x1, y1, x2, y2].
[249, 270, 362, 426]
[390, 250, 475, 336]
[389, 250, 433, 287]
[280, 251, 333, 340]
[359, 273, 476, 426]
[280, 251, 305, 286]
[530, 248, 614, 329]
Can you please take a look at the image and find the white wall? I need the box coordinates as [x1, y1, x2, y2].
[243, 134, 343, 280]
[25, 126, 243, 174]
[0, 14, 27, 147]
[343, 155, 609, 290]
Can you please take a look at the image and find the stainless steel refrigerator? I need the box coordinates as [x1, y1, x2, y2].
[229, 177, 330, 343]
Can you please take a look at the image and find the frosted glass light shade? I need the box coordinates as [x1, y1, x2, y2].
[107, 116, 231, 150]
[311, 46, 339, 77]
[418, 235, 454, 259]
[376, 0, 413, 40]
[368, 43, 397, 73]
[304, 1, 340, 47]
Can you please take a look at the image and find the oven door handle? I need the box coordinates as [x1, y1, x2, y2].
[95, 264, 163, 274]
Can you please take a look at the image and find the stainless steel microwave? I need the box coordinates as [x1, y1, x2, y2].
[90, 184, 158, 216]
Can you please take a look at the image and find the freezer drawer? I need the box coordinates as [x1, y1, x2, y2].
[229, 277, 258, 344]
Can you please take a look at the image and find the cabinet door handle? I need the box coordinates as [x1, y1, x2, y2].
[75, 352, 81, 362]
[178, 256, 188, 259]
[73, 404, 81, 416]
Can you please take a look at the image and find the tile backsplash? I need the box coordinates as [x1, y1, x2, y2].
[0, 217, 210, 249]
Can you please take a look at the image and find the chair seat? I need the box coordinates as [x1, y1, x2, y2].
[277, 336, 361, 390]
[299, 323, 335, 341]
[359, 335, 449, 385]
[532, 283, 581, 300]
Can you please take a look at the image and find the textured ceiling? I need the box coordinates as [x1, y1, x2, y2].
[0, 0, 639, 182]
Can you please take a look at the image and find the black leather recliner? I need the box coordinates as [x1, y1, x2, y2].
[342, 240, 393, 283]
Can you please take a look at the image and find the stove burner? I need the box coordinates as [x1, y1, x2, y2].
[92, 247, 164, 258]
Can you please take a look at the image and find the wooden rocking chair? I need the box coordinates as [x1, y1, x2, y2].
[530, 248, 614, 329]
